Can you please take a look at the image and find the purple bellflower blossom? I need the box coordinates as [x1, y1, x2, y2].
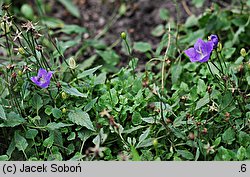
[30, 68, 53, 88]
[184, 38, 214, 63]
[209, 34, 219, 48]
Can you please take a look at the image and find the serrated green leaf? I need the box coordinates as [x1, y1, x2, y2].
[132, 112, 142, 125]
[0, 105, 6, 120]
[213, 137, 221, 147]
[78, 55, 97, 71]
[77, 65, 102, 79]
[237, 146, 246, 160]
[195, 93, 209, 110]
[32, 94, 43, 112]
[67, 132, 76, 141]
[43, 134, 54, 148]
[171, 63, 182, 84]
[52, 108, 62, 119]
[62, 86, 87, 97]
[0, 155, 9, 161]
[222, 48, 236, 59]
[25, 129, 38, 139]
[222, 127, 235, 145]
[133, 42, 152, 53]
[177, 150, 194, 160]
[96, 50, 120, 65]
[84, 97, 98, 112]
[238, 131, 250, 146]
[94, 73, 106, 85]
[139, 127, 150, 143]
[14, 132, 28, 152]
[68, 110, 95, 131]
[0, 112, 25, 127]
[46, 122, 73, 131]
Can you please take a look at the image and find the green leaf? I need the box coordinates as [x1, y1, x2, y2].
[185, 15, 198, 28]
[32, 94, 43, 112]
[133, 42, 152, 53]
[195, 93, 209, 110]
[45, 105, 53, 115]
[197, 79, 206, 95]
[84, 97, 98, 112]
[62, 86, 87, 97]
[0, 105, 6, 120]
[222, 127, 235, 145]
[94, 73, 106, 85]
[78, 55, 97, 71]
[192, 0, 205, 8]
[215, 146, 232, 160]
[222, 48, 236, 59]
[46, 122, 73, 131]
[43, 134, 54, 148]
[25, 129, 38, 139]
[67, 132, 76, 141]
[0, 155, 9, 161]
[194, 148, 200, 161]
[151, 25, 165, 37]
[21, 4, 34, 20]
[136, 138, 154, 148]
[14, 132, 28, 152]
[41, 16, 64, 29]
[177, 150, 194, 160]
[70, 152, 84, 161]
[131, 146, 141, 161]
[159, 8, 169, 21]
[60, 24, 87, 34]
[139, 127, 150, 143]
[68, 110, 95, 131]
[58, 0, 80, 18]
[132, 112, 142, 125]
[171, 63, 182, 84]
[77, 65, 102, 79]
[96, 50, 120, 65]
[0, 112, 25, 127]
[237, 146, 246, 161]
[238, 131, 250, 147]
[213, 137, 221, 147]
[52, 108, 62, 119]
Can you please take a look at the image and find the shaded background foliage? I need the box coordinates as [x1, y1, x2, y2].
[0, 0, 250, 161]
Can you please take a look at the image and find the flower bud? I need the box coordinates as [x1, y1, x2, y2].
[18, 47, 25, 55]
[69, 57, 77, 69]
[61, 92, 67, 99]
[18, 70, 22, 76]
[153, 139, 158, 147]
[62, 108, 67, 114]
[240, 48, 247, 57]
[217, 42, 222, 52]
[120, 32, 126, 40]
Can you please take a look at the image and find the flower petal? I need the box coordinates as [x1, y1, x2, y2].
[37, 68, 47, 78]
[194, 38, 205, 50]
[30, 76, 39, 84]
[184, 48, 198, 62]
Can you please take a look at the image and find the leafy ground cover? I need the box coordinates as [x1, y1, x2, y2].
[0, 0, 250, 161]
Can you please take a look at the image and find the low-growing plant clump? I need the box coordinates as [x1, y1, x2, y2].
[0, 1, 250, 161]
